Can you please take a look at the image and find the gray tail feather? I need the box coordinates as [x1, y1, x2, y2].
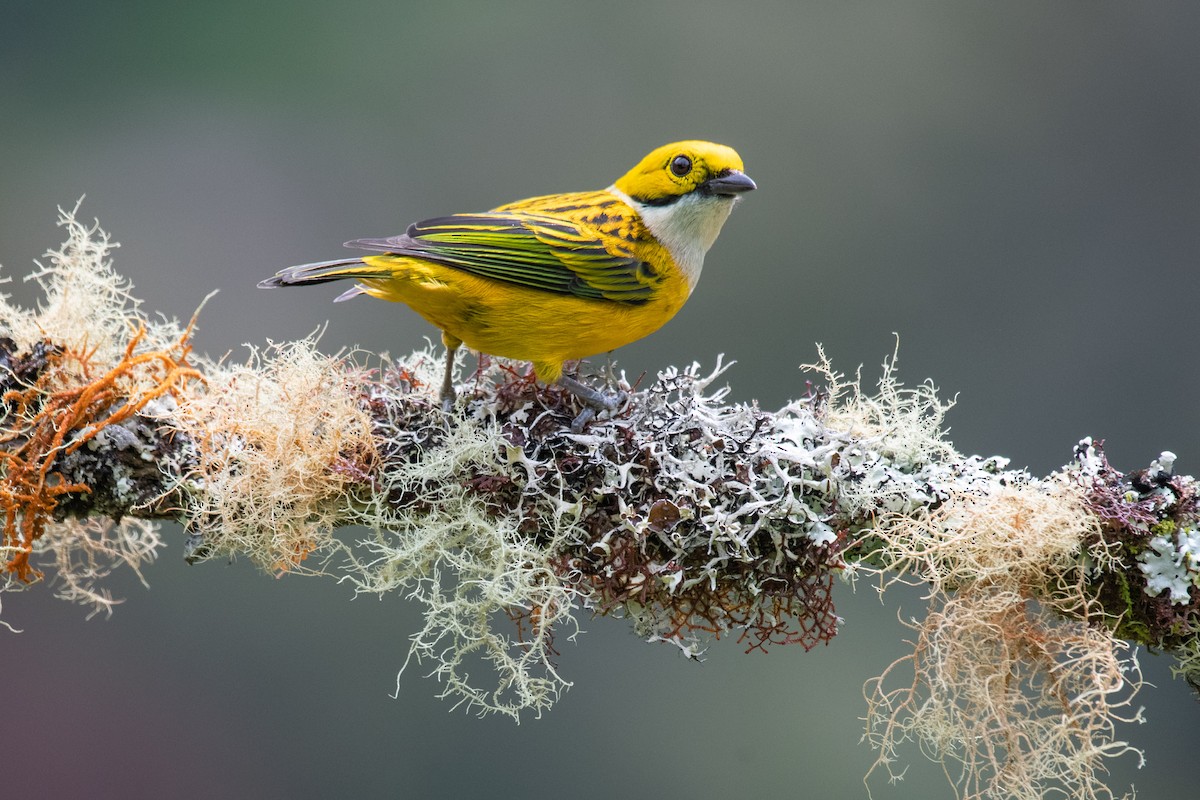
[257, 257, 370, 289]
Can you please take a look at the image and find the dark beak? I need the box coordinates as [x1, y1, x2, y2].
[702, 169, 757, 197]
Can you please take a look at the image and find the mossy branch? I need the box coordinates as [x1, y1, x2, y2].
[5, 209, 1195, 799]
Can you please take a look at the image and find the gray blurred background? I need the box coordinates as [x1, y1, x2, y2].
[3, 2, 1199, 798]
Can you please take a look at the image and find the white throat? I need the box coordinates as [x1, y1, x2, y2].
[608, 186, 735, 292]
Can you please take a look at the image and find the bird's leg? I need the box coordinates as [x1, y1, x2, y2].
[473, 352, 490, 394]
[440, 333, 461, 412]
[604, 350, 616, 389]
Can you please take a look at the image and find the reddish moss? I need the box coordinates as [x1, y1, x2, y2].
[0, 327, 201, 580]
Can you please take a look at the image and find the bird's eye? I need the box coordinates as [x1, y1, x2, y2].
[669, 155, 692, 177]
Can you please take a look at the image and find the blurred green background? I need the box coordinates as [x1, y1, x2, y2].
[4, 2, 1200, 798]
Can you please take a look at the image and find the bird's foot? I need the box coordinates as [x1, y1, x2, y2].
[558, 375, 627, 432]
[439, 385, 457, 413]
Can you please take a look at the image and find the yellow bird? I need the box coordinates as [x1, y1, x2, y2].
[259, 140, 755, 415]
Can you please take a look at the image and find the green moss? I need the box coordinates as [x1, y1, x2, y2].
[1150, 519, 1177, 538]
[1109, 570, 1154, 644]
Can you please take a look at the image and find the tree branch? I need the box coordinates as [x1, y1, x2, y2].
[5, 208, 1193, 799]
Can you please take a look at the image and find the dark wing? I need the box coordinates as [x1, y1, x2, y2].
[344, 212, 655, 304]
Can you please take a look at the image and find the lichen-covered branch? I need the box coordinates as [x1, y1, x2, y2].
[5, 210, 1197, 799]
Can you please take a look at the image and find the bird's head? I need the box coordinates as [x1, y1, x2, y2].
[609, 141, 755, 290]
[613, 140, 755, 207]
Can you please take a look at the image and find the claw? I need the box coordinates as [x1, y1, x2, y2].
[570, 406, 597, 433]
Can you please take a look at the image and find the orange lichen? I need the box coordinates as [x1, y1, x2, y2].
[0, 325, 202, 580]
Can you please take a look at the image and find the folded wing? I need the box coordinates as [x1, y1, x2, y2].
[345, 212, 657, 305]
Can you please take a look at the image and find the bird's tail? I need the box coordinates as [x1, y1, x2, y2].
[258, 256, 401, 295]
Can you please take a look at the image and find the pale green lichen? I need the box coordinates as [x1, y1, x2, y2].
[341, 357, 583, 718]
[6, 201, 188, 393]
[862, 478, 1142, 800]
[1139, 526, 1200, 604]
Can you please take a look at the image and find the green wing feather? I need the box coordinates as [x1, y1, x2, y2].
[344, 212, 656, 304]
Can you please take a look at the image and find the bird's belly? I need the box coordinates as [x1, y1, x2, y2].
[359, 260, 686, 365]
